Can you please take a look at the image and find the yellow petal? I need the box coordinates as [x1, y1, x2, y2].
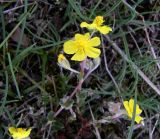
[23, 128, 31, 137]
[129, 98, 134, 112]
[75, 33, 84, 41]
[88, 37, 100, 47]
[9, 127, 16, 134]
[75, 33, 90, 41]
[128, 99, 142, 114]
[80, 22, 96, 30]
[80, 22, 90, 28]
[86, 47, 101, 58]
[136, 105, 142, 115]
[129, 98, 142, 114]
[71, 49, 86, 61]
[97, 26, 112, 34]
[63, 40, 78, 54]
[84, 33, 90, 40]
[135, 116, 143, 124]
[123, 101, 131, 115]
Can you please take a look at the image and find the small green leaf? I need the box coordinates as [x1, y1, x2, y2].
[52, 119, 64, 131]
[59, 96, 74, 110]
[47, 111, 54, 121]
[76, 91, 87, 107]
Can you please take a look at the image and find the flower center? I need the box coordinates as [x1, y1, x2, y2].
[77, 41, 85, 48]
[94, 16, 104, 26]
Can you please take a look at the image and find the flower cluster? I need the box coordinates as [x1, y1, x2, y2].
[58, 16, 112, 65]
[56, 15, 112, 121]
[57, 16, 144, 126]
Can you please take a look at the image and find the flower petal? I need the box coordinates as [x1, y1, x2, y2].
[75, 33, 90, 41]
[23, 129, 32, 137]
[9, 127, 16, 135]
[88, 37, 100, 47]
[80, 22, 96, 30]
[80, 22, 90, 28]
[97, 26, 112, 34]
[63, 40, 77, 54]
[136, 105, 142, 115]
[84, 33, 90, 40]
[75, 33, 84, 41]
[135, 116, 143, 124]
[71, 49, 86, 61]
[86, 47, 101, 58]
[123, 101, 130, 115]
[129, 99, 134, 112]
[129, 99, 142, 115]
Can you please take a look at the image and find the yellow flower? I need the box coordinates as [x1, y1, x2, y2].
[8, 127, 31, 139]
[123, 99, 143, 124]
[80, 16, 112, 34]
[63, 33, 101, 61]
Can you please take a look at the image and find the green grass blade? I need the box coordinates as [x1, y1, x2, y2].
[16, 0, 28, 54]
[7, 53, 21, 99]
[68, 0, 89, 21]
[0, 71, 8, 116]
[89, 0, 102, 18]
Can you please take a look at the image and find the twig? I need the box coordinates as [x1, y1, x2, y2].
[128, 27, 143, 57]
[89, 104, 101, 139]
[46, 123, 52, 139]
[150, 114, 159, 139]
[101, 34, 121, 95]
[3, 2, 34, 14]
[53, 106, 63, 118]
[105, 35, 160, 96]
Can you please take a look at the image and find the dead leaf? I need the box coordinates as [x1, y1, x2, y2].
[11, 27, 30, 47]
[108, 101, 121, 114]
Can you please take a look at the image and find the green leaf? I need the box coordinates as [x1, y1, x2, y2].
[76, 91, 87, 107]
[59, 96, 74, 110]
